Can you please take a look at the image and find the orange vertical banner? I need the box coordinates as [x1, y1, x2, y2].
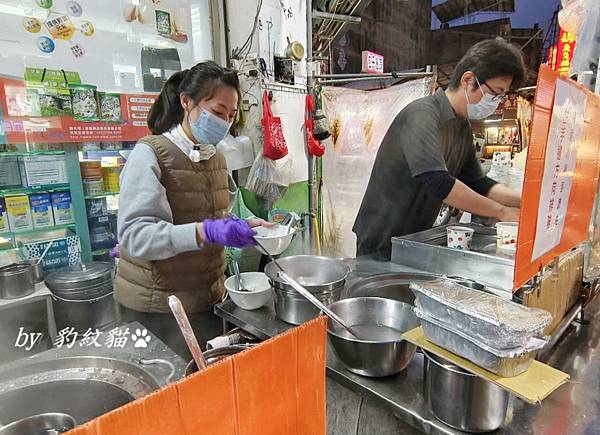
[514, 65, 600, 289]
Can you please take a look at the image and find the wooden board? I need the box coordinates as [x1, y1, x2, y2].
[403, 326, 569, 405]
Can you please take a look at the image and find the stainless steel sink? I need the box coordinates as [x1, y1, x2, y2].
[0, 322, 186, 427]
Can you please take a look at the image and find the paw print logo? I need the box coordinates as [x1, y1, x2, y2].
[132, 329, 151, 348]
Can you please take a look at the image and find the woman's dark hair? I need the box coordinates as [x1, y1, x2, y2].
[147, 61, 241, 135]
[448, 38, 527, 91]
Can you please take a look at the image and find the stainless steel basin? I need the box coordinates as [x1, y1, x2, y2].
[345, 272, 437, 304]
[0, 356, 160, 425]
[0, 322, 186, 428]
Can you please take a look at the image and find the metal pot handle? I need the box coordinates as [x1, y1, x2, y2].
[137, 358, 176, 383]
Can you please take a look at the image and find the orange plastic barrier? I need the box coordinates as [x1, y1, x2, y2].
[66, 316, 327, 435]
[515, 65, 600, 289]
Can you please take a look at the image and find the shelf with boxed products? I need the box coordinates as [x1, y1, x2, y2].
[0, 150, 65, 157]
[0, 184, 70, 197]
[0, 223, 76, 240]
[84, 191, 119, 200]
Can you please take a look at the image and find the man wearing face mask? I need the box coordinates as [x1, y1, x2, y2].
[353, 38, 525, 259]
[114, 62, 272, 358]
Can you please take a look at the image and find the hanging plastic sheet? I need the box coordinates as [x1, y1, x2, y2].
[320, 77, 435, 258]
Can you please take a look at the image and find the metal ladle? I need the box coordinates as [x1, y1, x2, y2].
[232, 260, 249, 292]
[168, 295, 207, 371]
[253, 238, 366, 341]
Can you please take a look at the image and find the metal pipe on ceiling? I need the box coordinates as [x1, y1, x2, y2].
[312, 10, 362, 24]
[315, 72, 434, 79]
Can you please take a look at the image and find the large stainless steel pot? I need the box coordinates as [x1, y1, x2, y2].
[265, 255, 349, 293]
[327, 297, 420, 377]
[0, 412, 75, 435]
[274, 285, 344, 325]
[52, 292, 120, 333]
[0, 263, 34, 299]
[45, 262, 119, 332]
[185, 345, 254, 375]
[423, 351, 509, 433]
[265, 255, 349, 324]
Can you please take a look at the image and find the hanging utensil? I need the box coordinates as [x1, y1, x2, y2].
[232, 260, 249, 292]
[37, 240, 54, 265]
[168, 295, 207, 371]
[277, 270, 367, 341]
[253, 238, 284, 272]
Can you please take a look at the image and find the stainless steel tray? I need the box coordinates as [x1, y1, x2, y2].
[417, 311, 545, 377]
[391, 223, 514, 294]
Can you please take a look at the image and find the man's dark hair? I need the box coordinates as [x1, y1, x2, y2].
[448, 38, 527, 91]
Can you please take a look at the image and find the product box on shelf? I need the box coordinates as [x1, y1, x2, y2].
[51, 192, 74, 225]
[0, 157, 22, 189]
[0, 198, 9, 233]
[86, 197, 108, 218]
[18, 155, 68, 186]
[88, 213, 117, 251]
[23, 234, 82, 271]
[5, 195, 33, 232]
[30, 193, 55, 229]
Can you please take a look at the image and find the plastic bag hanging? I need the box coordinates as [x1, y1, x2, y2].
[312, 89, 331, 141]
[305, 95, 325, 157]
[261, 91, 288, 160]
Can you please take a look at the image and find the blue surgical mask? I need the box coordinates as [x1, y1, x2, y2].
[189, 108, 232, 145]
[465, 79, 501, 120]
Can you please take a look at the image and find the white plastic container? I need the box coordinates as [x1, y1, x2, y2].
[496, 222, 518, 248]
[446, 226, 474, 251]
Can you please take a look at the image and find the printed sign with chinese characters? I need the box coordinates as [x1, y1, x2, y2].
[532, 79, 587, 261]
[44, 14, 76, 41]
[361, 50, 384, 74]
[555, 29, 576, 76]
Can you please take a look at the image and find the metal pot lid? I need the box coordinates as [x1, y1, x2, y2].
[45, 262, 113, 290]
[0, 263, 31, 276]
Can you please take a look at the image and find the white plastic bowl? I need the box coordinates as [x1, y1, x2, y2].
[253, 224, 295, 256]
[224, 272, 272, 310]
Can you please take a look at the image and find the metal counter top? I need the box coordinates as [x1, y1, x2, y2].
[214, 258, 600, 435]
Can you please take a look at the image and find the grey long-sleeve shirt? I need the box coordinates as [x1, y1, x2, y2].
[117, 125, 218, 261]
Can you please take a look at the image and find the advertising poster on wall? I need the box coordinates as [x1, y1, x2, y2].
[531, 78, 587, 261]
[0, 0, 213, 93]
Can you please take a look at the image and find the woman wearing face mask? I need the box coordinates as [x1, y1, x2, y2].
[354, 38, 525, 259]
[114, 61, 268, 357]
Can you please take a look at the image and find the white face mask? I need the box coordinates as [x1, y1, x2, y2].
[465, 79, 502, 120]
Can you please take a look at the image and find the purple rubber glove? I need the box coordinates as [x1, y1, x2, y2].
[203, 218, 257, 248]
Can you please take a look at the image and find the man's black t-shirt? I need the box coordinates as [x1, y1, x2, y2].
[353, 89, 494, 259]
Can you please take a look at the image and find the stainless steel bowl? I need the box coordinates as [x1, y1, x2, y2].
[327, 297, 420, 377]
[423, 351, 509, 433]
[0, 263, 34, 300]
[275, 284, 344, 325]
[185, 345, 254, 375]
[0, 412, 75, 435]
[265, 255, 349, 293]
